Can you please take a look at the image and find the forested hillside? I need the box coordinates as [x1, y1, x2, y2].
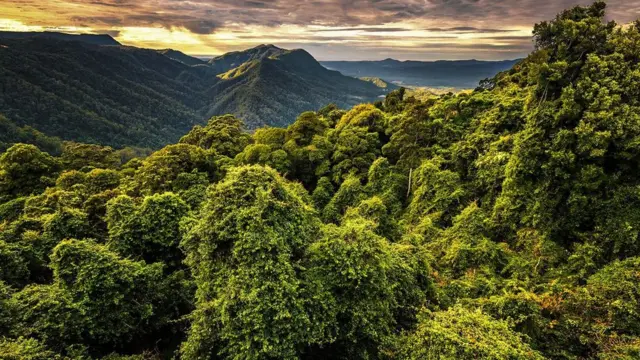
[0, 40, 389, 149]
[205, 46, 396, 128]
[0, 37, 212, 148]
[208, 44, 287, 73]
[2, 2, 640, 359]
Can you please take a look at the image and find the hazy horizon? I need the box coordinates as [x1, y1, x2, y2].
[191, 46, 524, 62]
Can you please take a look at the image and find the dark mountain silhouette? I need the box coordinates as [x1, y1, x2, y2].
[157, 49, 206, 66]
[0, 31, 120, 46]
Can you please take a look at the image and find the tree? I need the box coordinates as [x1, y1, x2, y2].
[0, 196, 27, 224]
[0, 4, 639, 358]
[306, 217, 431, 358]
[132, 144, 217, 195]
[336, 104, 385, 135]
[406, 158, 466, 227]
[493, 2, 640, 259]
[0, 337, 60, 360]
[60, 142, 120, 170]
[383, 88, 406, 113]
[286, 112, 328, 147]
[311, 176, 334, 211]
[84, 169, 121, 194]
[50, 239, 169, 347]
[330, 126, 380, 184]
[322, 175, 366, 224]
[10, 284, 84, 350]
[179, 115, 252, 157]
[41, 208, 92, 246]
[565, 257, 640, 357]
[235, 144, 291, 174]
[329, 105, 386, 184]
[393, 305, 543, 360]
[181, 165, 328, 360]
[382, 101, 462, 171]
[0, 144, 60, 200]
[107, 193, 189, 268]
[0, 240, 30, 287]
[253, 127, 286, 148]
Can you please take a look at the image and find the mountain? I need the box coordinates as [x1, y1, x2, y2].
[0, 113, 62, 154]
[157, 49, 206, 66]
[208, 44, 286, 73]
[204, 46, 396, 128]
[322, 58, 520, 88]
[0, 34, 392, 148]
[0, 31, 120, 45]
[0, 35, 213, 149]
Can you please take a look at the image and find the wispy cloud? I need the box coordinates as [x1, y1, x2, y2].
[0, 0, 637, 60]
[424, 27, 520, 33]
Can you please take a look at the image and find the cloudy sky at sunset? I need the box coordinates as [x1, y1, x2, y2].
[0, 0, 638, 60]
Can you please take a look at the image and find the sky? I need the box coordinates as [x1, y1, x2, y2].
[0, 0, 638, 61]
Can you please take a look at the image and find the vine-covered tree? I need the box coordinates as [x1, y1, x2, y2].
[0, 3, 639, 358]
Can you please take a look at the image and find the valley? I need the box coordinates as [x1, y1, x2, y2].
[0, 35, 392, 149]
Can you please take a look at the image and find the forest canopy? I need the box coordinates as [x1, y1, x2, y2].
[2, 2, 640, 359]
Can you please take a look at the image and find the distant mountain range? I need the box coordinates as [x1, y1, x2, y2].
[0, 31, 121, 46]
[321, 58, 520, 89]
[0, 32, 392, 149]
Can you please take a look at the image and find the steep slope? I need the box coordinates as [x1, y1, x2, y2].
[206, 48, 396, 127]
[0, 37, 392, 147]
[322, 58, 520, 88]
[0, 113, 62, 154]
[0, 36, 215, 148]
[158, 49, 206, 66]
[208, 44, 286, 74]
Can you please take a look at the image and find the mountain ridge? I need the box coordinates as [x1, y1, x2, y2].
[322, 58, 520, 88]
[204, 46, 395, 128]
[157, 49, 206, 66]
[208, 44, 287, 74]
[0, 31, 120, 46]
[0, 33, 393, 148]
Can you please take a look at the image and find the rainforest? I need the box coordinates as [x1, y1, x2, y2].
[1, 2, 640, 359]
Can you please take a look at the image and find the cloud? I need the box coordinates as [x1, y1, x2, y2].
[313, 27, 413, 32]
[424, 27, 519, 33]
[0, 0, 638, 60]
[124, 14, 220, 34]
[480, 35, 533, 41]
[8, 0, 637, 29]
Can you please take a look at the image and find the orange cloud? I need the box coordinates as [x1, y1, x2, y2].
[0, 0, 636, 60]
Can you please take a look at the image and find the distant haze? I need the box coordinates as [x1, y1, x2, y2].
[0, 0, 638, 60]
[322, 58, 520, 88]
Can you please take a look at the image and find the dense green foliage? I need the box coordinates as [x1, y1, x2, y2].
[2, 3, 640, 359]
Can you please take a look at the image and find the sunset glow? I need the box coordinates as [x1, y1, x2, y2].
[0, 0, 638, 60]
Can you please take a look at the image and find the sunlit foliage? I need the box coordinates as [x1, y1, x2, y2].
[1, 3, 639, 358]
